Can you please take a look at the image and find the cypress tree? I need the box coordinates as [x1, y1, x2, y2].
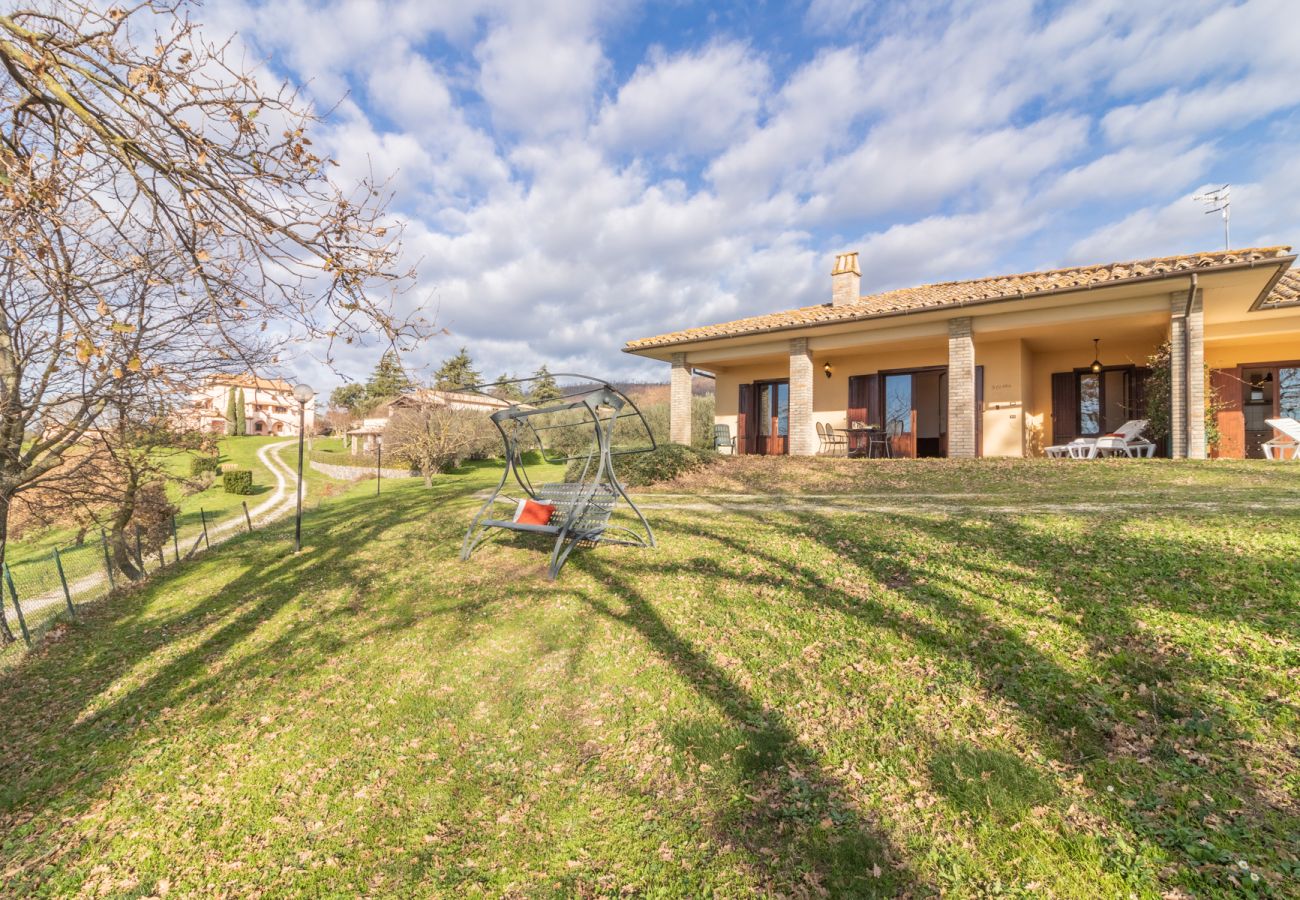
[235, 388, 247, 435]
[225, 388, 237, 436]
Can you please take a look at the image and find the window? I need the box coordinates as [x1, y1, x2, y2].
[1078, 373, 1101, 434]
[884, 374, 912, 434]
[1280, 368, 1300, 420]
[1076, 368, 1134, 435]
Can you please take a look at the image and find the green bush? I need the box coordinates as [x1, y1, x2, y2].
[222, 469, 254, 494]
[190, 455, 220, 476]
[566, 443, 717, 487]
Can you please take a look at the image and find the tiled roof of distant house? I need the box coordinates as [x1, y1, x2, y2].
[624, 247, 1294, 351]
[210, 374, 297, 392]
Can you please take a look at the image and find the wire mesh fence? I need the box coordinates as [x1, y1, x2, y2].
[1, 499, 265, 662]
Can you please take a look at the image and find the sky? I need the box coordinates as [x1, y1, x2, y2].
[206, 0, 1300, 390]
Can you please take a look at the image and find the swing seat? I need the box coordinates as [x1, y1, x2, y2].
[478, 484, 616, 539]
[457, 376, 656, 579]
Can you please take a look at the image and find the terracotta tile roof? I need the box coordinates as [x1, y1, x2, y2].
[624, 247, 1294, 351]
[1261, 269, 1300, 309]
[211, 373, 297, 392]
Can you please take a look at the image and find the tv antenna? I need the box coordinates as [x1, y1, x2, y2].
[1193, 184, 1230, 250]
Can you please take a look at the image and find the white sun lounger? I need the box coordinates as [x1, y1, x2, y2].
[1263, 418, 1300, 460]
[1050, 420, 1154, 459]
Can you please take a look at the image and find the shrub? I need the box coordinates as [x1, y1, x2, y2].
[566, 443, 717, 487]
[222, 469, 253, 494]
[190, 455, 219, 476]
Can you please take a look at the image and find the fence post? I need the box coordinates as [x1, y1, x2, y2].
[134, 525, 144, 573]
[100, 529, 116, 592]
[171, 515, 180, 563]
[242, 501, 253, 532]
[3, 564, 30, 646]
[199, 507, 210, 549]
[52, 547, 76, 619]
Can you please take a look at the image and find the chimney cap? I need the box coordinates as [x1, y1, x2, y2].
[832, 252, 860, 277]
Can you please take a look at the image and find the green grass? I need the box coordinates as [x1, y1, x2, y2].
[4, 436, 288, 573]
[0, 458, 1297, 896]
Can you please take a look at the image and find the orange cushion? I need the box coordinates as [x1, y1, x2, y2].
[514, 499, 556, 526]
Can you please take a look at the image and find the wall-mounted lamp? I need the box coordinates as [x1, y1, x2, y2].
[823, 361, 833, 379]
[1088, 338, 1103, 374]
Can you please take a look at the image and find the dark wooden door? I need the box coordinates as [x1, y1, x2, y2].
[737, 383, 754, 455]
[1050, 372, 1078, 446]
[975, 366, 984, 458]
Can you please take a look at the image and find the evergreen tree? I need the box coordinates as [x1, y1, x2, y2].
[365, 350, 414, 405]
[528, 365, 562, 404]
[433, 347, 482, 391]
[235, 388, 247, 435]
[493, 373, 525, 402]
[329, 382, 368, 414]
[225, 388, 238, 436]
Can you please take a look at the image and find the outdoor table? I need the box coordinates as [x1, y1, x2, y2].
[848, 427, 891, 458]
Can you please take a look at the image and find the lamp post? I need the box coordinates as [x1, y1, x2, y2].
[292, 383, 314, 553]
[375, 436, 382, 496]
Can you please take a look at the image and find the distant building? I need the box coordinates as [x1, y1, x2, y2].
[184, 374, 316, 436]
[345, 388, 510, 454]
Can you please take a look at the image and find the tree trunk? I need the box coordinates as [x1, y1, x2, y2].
[109, 477, 144, 581]
[0, 500, 16, 644]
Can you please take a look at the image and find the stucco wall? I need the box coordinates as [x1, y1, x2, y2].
[1027, 338, 1162, 454]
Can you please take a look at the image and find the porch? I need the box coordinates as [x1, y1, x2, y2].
[630, 248, 1297, 460]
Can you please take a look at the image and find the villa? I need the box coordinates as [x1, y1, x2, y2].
[624, 247, 1300, 459]
[344, 388, 511, 454]
[184, 374, 316, 436]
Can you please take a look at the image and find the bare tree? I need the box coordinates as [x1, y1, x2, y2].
[384, 406, 495, 487]
[0, 1, 427, 635]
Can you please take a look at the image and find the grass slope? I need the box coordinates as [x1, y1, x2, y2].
[0, 459, 1297, 897]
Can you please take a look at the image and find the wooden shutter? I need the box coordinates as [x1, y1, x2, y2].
[975, 365, 985, 458]
[847, 375, 867, 425]
[864, 374, 881, 427]
[1210, 367, 1244, 459]
[1050, 372, 1077, 445]
[737, 383, 753, 456]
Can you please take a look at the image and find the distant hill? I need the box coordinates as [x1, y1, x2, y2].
[608, 377, 714, 402]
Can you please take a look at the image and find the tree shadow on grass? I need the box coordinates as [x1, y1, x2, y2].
[572, 554, 918, 897]
[0, 479, 452, 850]
[653, 505, 1300, 894]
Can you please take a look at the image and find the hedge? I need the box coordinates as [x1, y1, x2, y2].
[190, 455, 220, 476]
[222, 470, 254, 495]
[565, 443, 716, 487]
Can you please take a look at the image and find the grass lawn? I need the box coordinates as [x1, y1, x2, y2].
[4, 436, 287, 577]
[0, 458, 1297, 896]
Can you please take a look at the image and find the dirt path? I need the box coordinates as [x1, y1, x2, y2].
[12, 441, 305, 626]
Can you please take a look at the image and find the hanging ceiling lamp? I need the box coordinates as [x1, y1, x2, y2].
[1089, 338, 1103, 374]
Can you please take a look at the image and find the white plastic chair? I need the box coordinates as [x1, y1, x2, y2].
[1263, 418, 1300, 460]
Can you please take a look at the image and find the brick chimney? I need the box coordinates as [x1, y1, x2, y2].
[831, 252, 860, 306]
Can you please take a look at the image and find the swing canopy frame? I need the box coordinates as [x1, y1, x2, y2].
[456, 374, 656, 579]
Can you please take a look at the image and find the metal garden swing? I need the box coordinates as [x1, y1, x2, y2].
[458, 375, 656, 579]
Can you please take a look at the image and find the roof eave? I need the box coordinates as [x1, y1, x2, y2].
[623, 254, 1298, 355]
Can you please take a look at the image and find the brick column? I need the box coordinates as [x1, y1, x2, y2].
[670, 352, 692, 446]
[1169, 290, 1205, 458]
[947, 317, 976, 458]
[788, 338, 816, 456]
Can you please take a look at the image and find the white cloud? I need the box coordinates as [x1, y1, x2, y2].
[475, 19, 606, 137]
[595, 42, 769, 158]
[198, 0, 1300, 388]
